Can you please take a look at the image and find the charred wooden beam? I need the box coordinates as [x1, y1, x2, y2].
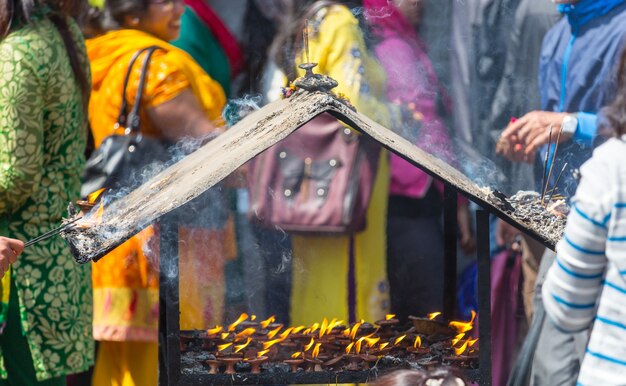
[62, 88, 560, 264]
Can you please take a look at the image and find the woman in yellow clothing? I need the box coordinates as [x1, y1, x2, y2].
[85, 0, 228, 384]
[270, 1, 392, 325]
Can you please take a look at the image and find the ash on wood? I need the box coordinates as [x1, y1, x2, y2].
[62, 88, 562, 263]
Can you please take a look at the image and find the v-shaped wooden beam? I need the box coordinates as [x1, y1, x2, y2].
[63, 90, 560, 263]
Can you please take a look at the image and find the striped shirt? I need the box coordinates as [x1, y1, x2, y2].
[543, 138, 626, 385]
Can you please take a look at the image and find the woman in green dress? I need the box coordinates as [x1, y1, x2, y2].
[0, 0, 94, 385]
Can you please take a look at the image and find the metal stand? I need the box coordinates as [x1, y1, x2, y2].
[476, 209, 492, 386]
[443, 184, 458, 320]
[159, 215, 181, 386]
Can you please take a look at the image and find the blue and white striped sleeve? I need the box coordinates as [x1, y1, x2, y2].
[542, 156, 610, 332]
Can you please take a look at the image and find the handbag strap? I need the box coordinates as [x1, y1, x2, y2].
[115, 45, 163, 135]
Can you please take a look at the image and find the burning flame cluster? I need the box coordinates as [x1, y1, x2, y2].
[448, 311, 478, 356]
[203, 311, 478, 361]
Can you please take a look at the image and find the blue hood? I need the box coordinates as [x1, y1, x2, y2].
[558, 0, 626, 30]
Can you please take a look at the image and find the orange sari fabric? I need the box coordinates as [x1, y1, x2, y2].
[87, 29, 228, 341]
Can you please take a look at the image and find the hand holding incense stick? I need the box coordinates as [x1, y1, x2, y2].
[0, 237, 23, 278]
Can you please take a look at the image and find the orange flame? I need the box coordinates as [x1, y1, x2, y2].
[220, 332, 230, 340]
[327, 318, 343, 334]
[363, 336, 380, 348]
[414, 336, 422, 349]
[267, 325, 282, 339]
[394, 335, 407, 346]
[292, 352, 302, 359]
[345, 342, 354, 354]
[355, 337, 365, 354]
[235, 328, 256, 341]
[451, 333, 465, 346]
[304, 338, 315, 352]
[228, 313, 249, 332]
[92, 201, 105, 222]
[312, 343, 321, 359]
[449, 311, 476, 334]
[262, 338, 284, 350]
[291, 326, 305, 334]
[217, 343, 232, 351]
[468, 338, 478, 347]
[342, 328, 351, 338]
[302, 328, 312, 335]
[349, 322, 362, 340]
[87, 188, 106, 203]
[378, 342, 389, 350]
[234, 338, 251, 353]
[260, 315, 275, 329]
[454, 338, 470, 356]
[310, 323, 320, 334]
[427, 312, 441, 320]
[385, 314, 396, 321]
[207, 325, 222, 335]
[257, 349, 269, 357]
[251, 315, 257, 321]
[279, 327, 294, 340]
[319, 318, 329, 338]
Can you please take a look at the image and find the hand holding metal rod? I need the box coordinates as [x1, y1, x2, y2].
[24, 217, 82, 248]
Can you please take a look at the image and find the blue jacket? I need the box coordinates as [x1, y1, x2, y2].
[538, 2, 626, 197]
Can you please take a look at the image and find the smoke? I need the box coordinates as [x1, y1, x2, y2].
[223, 94, 263, 127]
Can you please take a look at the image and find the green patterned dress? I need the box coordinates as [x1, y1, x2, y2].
[0, 16, 94, 381]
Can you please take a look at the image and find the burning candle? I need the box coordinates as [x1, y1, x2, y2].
[393, 335, 406, 346]
[234, 338, 251, 353]
[260, 315, 275, 329]
[207, 325, 222, 336]
[228, 313, 249, 332]
[267, 325, 282, 339]
[427, 312, 441, 320]
[449, 310, 476, 334]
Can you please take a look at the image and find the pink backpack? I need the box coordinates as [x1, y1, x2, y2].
[247, 112, 380, 235]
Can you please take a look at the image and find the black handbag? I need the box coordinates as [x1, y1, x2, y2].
[81, 46, 171, 198]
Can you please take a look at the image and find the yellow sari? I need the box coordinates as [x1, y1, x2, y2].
[289, 5, 391, 326]
[87, 29, 228, 386]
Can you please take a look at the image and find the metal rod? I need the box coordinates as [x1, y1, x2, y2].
[540, 125, 553, 204]
[159, 214, 180, 386]
[476, 209, 492, 386]
[443, 184, 458, 320]
[24, 217, 81, 247]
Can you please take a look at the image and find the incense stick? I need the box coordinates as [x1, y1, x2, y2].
[303, 19, 310, 64]
[546, 163, 568, 204]
[24, 217, 81, 248]
[542, 125, 563, 206]
[540, 125, 553, 204]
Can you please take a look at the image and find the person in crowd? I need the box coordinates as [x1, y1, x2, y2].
[0, 0, 94, 384]
[541, 51, 626, 385]
[496, 0, 626, 384]
[171, 0, 244, 97]
[0, 238, 24, 280]
[489, 0, 560, 326]
[362, 0, 475, 322]
[268, 0, 392, 325]
[85, 0, 228, 384]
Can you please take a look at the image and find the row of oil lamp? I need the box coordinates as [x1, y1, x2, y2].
[181, 311, 479, 374]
